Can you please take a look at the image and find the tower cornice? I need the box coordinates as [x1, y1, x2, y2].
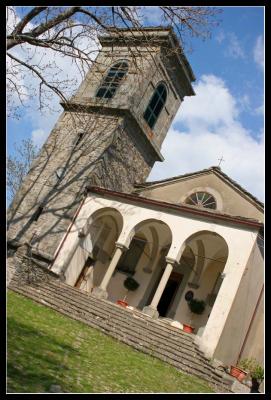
[60, 100, 164, 162]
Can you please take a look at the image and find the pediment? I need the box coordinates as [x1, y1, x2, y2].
[135, 167, 263, 222]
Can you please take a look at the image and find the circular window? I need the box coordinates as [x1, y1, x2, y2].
[185, 192, 216, 210]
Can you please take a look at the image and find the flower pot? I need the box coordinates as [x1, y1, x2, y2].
[183, 324, 194, 333]
[230, 365, 248, 382]
[116, 300, 128, 307]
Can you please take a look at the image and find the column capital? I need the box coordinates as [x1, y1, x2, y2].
[115, 242, 129, 252]
[165, 256, 178, 266]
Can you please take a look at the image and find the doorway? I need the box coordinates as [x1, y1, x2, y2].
[146, 269, 183, 317]
[75, 257, 95, 290]
[157, 272, 183, 317]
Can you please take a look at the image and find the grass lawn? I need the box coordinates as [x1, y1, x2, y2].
[7, 291, 214, 393]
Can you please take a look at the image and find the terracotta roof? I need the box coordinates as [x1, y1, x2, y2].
[86, 185, 263, 229]
[134, 166, 264, 210]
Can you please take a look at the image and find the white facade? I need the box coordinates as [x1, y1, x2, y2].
[50, 178, 263, 366]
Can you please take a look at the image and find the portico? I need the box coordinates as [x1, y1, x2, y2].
[50, 186, 262, 363]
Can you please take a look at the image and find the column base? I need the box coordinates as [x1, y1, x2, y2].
[142, 305, 159, 319]
[92, 286, 108, 300]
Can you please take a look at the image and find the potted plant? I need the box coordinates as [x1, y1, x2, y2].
[231, 358, 264, 389]
[116, 276, 140, 307]
[230, 358, 258, 383]
[250, 363, 264, 393]
[183, 298, 206, 333]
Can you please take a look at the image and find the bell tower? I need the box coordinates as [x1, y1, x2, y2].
[7, 27, 195, 266]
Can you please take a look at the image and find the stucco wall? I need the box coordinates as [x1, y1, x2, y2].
[51, 193, 262, 366]
[240, 293, 264, 365]
[213, 240, 264, 366]
[173, 259, 225, 332]
[140, 172, 263, 222]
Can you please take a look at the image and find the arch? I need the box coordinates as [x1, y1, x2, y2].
[189, 240, 205, 287]
[123, 218, 173, 310]
[143, 82, 167, 129]
[171, 230, 229, 328]
[86, 206, 124, 238]
[96, 60, 128, 99]
[143, 227, 159, 273]
[63, 207, 124, 289]
[123, 217, 173, 249]
[174, 230, 229, 264]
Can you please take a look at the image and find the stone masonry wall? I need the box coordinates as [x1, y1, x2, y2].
[7, 29, 194, 266]
[7, 110, 153, 261]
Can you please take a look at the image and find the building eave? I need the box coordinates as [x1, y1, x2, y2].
[86, 185, 263, 229]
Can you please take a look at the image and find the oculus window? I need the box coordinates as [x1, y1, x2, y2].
[143, 83, 167, 129]
[96, 61, 128, 99]
[185, 192, 217, 210]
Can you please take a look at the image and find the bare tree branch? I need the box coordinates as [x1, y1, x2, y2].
[7, 51, 68, 104]
[11, 7, 48, 36]
[6, 6, 221, 120]
[7, 138, 39, 204]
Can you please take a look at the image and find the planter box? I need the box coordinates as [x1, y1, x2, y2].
[182, 324, 194, 333]
[230, 365, 248, 382]
[116, 300, 128, 308]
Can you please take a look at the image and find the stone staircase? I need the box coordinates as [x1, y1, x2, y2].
[8, 266, 233, 393]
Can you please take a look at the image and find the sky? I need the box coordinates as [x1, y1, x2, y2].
[7, 6, 264, 202]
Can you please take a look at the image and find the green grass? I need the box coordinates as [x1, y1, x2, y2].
[7, 291, 214, 393]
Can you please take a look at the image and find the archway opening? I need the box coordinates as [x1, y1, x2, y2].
[173, 230, 228, 332]
[107, 218, 173, 307]
[64, 207, 123, 293]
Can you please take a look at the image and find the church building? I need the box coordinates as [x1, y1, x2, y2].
[7, 27, 264, 370]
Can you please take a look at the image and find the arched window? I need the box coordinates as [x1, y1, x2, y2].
[143, 83, 167, 129]
[185, 192, 217, 210]
[96, 61, 128, 99]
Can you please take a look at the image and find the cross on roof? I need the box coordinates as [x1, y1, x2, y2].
[218, 156, 225, 167]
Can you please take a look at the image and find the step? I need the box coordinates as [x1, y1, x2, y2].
[9, 283, 216, 374]
[8, 274, 230, 384]
[8, 278, 231, 392]
[9, 285, 230, 392]
[17, 278, 215, 372]
[46, 280, 206, 354]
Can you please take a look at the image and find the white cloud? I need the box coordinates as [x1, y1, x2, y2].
[255, 103, 264, 115]
[237, 94, 251, 113]
[253, 35, 264, 70]
[224, 32, 245, 59]
[6, 6, 19, 34]
[7, 7, 100, 144]
[215, 30, 225, 44]
[31, 128, 49, 147]
[178, 75, 238, 128]
[148, 74, 264, 201]
[7, 7, 100, 118]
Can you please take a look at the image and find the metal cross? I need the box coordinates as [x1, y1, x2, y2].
[218, 156, 225, 167]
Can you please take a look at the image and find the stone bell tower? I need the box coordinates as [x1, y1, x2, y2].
[7, 27, 195, 268]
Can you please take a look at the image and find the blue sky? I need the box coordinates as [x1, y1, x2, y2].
[185, 7, 263, 136]
[7, 6, 264, 201]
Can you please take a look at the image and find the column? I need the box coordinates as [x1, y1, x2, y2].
[143, 257, 175, 319]
[92, 243, 127, 299]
